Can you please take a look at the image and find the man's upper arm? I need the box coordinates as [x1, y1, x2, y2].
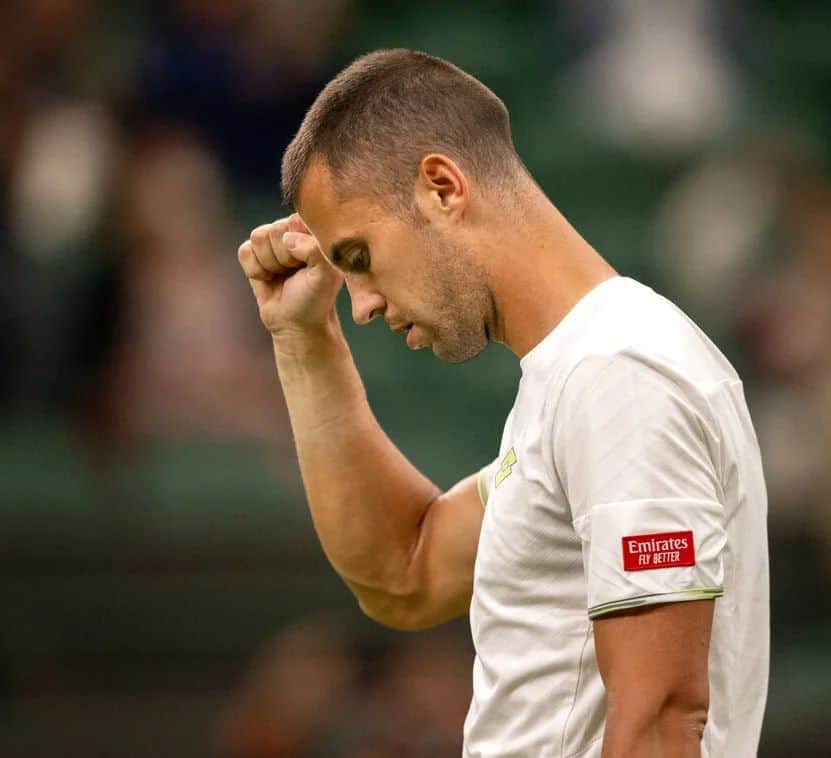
[594, 599, 714, 755]
[387, 472, 485, 630]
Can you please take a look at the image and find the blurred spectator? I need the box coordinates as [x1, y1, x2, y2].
[0, 0, 122, 412]
[360, 631, 472, 757]
[104, 127, 288, 444]
[652, 141, 786, 340]
[11, 103, 118, 263]
[5, 100, 121, 414]
[735, 167, 831, 545]
[133, 0, 352, 183]
[221, 620, 472, 758]
[1, 0, 98, 99]
[560, 0, 741, 154]
[219, 615, 360, 758]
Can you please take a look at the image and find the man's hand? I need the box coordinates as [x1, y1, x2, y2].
[237, 214, 344, 336]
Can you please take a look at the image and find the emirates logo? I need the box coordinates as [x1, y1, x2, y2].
[622, 530, 696, 571]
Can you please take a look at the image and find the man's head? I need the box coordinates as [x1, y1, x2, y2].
[281, 49, 528, 362]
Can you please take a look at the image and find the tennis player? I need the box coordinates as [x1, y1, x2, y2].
[238, 49, 768, 757]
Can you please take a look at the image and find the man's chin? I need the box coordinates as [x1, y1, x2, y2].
[432, 338, 488, 365]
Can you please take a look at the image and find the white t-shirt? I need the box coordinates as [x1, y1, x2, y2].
[463, 276, 769, 758]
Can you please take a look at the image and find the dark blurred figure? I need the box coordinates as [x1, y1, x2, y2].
[559, 0, 740, 155]
[358, 631, 472, 757]
[133, 0, 352, 184]
[219, 621, 473, 758]
[735, 165, 831, 549]
[0, 0, 117, 412]
[103, 127, 288, 444]
[302, 629, 473, 758]
[219, 615, 360, 758]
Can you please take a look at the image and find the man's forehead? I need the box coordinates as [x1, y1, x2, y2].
[297, 160, 384, 249]
[296, 159, 338, 220]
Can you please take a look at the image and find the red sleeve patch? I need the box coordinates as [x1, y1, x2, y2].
[622, 530, 695, 571]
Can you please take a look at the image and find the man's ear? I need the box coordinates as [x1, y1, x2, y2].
[413, 154, 468, 222]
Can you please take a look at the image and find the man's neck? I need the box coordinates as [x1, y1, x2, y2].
[484, 192, 617, 359]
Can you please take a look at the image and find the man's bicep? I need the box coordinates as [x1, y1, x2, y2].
[594, 600, 714, 749]
[405, 473, 485, 628]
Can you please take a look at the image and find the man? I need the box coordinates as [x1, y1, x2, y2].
[237, 49, 769, 757]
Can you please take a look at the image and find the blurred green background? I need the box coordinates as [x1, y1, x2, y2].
[1, 1, 830, 756]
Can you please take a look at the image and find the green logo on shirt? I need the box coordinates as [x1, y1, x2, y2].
[495, 447, 517, 487]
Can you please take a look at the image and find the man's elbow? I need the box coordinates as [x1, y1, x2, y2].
[336, 559, 428, 630]
[356, 592, 435, 631]
[656, 696, 709, 744]
[605, 687, 709, 756]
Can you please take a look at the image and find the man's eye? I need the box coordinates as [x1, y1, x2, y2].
[353, 249, 370, 271]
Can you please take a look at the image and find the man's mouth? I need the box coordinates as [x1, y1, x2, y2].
[388, 320, 424, 349]
[405, 324, 422, 349]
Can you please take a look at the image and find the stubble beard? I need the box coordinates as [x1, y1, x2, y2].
[423, 234, 492, 364]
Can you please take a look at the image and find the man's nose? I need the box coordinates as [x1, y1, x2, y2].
[345, 277, 386, 325]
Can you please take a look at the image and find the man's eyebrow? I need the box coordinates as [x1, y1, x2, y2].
[330, 236, 366, 266]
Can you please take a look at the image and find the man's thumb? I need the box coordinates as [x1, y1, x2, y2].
[282, 231, 321, 264]
[286, 213, 311, 235]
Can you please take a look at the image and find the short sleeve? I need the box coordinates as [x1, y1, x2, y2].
[553, 353, 726, 619]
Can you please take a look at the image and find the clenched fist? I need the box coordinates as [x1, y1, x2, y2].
[238, 214, 343, 335]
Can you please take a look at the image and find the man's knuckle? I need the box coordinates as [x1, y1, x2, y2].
[267, 225, 284, 247]
[250, 226, 269, 246]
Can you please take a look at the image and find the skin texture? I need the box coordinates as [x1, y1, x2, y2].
[238, 152, 709, 753]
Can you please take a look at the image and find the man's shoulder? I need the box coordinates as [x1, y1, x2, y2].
[524, 278, 683, 376]
[514, 278, 739, 447]
[566, 279, 698, 359]
[553, 278, 737, 393]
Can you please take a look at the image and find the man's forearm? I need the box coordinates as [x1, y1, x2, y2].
[272, 315, 441, 601]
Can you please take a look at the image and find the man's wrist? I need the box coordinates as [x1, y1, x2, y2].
[271, 312, 345, 362]
[270, 311, 369, 423]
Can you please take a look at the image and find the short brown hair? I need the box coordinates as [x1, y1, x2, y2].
[281, 49, 520, 211]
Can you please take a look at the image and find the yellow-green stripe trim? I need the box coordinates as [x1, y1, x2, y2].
[588, 587, 724, 619]
[476, 468, 489, 508]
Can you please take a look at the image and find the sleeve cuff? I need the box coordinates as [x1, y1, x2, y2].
[588, 586, 724, 619]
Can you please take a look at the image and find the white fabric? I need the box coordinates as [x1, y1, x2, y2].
[464, 276, 769, 758]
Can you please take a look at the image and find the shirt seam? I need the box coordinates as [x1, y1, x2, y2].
[559, 620, 593, 757]
[565, 735, 604, 758]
